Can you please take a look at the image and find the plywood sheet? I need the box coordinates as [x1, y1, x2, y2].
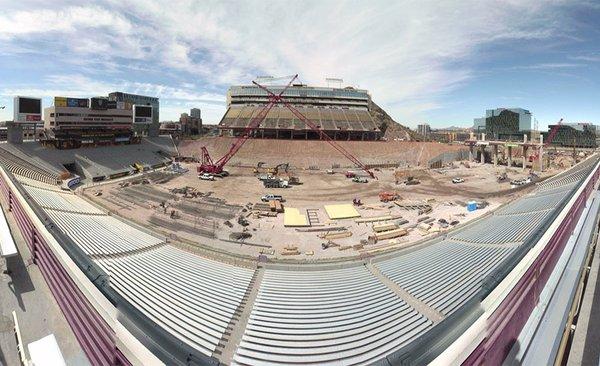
[324, 204, 361, 220]
[283, 207, 309, 227]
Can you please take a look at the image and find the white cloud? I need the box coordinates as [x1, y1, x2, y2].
[0, 0, 590, 124]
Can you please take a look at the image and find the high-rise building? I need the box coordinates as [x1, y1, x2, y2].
[108, 92, 159, 137]
[417, 123, 431, 138]
[545, 123, 598, 148]
[473, 107, 533, 140]
[179, 112, 202, 135]
[190, 108, 201, 119]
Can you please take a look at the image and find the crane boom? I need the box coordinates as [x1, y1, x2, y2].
[198, 74, 375, 179]
[198, 75, 298, 174]
[252, 81, 376, 179]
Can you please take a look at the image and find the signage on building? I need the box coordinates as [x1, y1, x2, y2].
[90, 97, 109, 110]
[13, 96, 42, 123]
[56, 97, 89, 108]
[133, 105, 153, 124]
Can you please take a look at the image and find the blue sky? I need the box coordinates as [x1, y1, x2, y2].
[0, 1, 599, 130]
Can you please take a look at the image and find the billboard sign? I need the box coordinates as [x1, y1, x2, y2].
[133, 105, 152, 124]
[90, 97, 109, 110]
[13, 96, 42, 123]
[54, 97, 67, 107]
[66, 97, 89, 108]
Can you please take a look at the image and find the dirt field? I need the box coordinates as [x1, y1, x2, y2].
[82, 159, 562, 262]
[178, 137, 466, 168]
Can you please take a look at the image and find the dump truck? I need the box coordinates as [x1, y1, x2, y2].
[263, 178, 289, 188]
[379, 191, 399, 202]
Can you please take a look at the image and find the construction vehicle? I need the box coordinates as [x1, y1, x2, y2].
[379, 191, 399, 202]
[352, 176, 368, 183]
[404, 176, 420, 185]
[261, 194, 284, 202]
[254, 162, 290, 175]
[131, 162, 144, 173]
[197, 74, 375, 178]
[263, 178, 289, 188]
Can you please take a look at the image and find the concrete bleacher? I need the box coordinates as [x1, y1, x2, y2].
[96, 246, 255, 357]
[0, 144, 62, 185]
[375, 243, 517, 316]
[219, 105, 380, 133]
[0, 137, 176, 183]
[233, 266, 432, 365]
[45, 210, 163, 256]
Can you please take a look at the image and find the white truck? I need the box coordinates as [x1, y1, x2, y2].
[261, 194, 284, 202]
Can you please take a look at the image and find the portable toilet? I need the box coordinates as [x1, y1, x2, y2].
[467, 201, 477, 212]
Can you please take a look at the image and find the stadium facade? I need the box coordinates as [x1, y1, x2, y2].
[219, 84, 382, 140]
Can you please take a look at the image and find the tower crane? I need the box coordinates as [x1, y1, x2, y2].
[198, 75, 376, 178]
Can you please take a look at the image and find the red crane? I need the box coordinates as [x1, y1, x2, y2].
[198, 75, 298, 175]
[198, 75, 376, 178]
[530, 118, 563, 162]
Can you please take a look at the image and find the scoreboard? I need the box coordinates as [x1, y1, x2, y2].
[13, 96, 42, 122]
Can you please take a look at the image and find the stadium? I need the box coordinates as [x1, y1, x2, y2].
[1, 88, 599, 366]
[218, 82, 382, 141]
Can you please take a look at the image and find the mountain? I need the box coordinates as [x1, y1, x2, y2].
[370, 102, 421, 141]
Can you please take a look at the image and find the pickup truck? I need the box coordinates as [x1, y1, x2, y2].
[198, 173, 215, 181]
[261, 194, 284, 202]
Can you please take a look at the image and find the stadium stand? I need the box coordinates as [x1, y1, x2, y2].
[23, 185, 104, 214]
[220, 83, 382, 140]
[0, 136, 176, 183]
[0, 153, 598, 365]
[375, 243, 517, 316]
[95, 246, 255, 357]
[45, 210, 164, 256]
[0, 143, 62, 184]
[232, 266, 433, 365]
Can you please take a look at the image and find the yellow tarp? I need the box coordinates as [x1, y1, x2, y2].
[324, 204, 361, 220]
[283, 207, 309, 227]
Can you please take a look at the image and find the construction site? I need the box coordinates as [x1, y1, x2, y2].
[71, 76, 589, 262]
[1, 75, 598, 366]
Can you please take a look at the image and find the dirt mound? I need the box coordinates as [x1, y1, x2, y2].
[178, 137, 464, 169]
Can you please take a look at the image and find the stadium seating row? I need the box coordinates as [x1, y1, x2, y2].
[220, 106, 379, 132]
[375, 243, 516, 315]
[0, 148, 59, 185]
[45, 210, 163, 256]
[96, 246, 255, 357]
[233, 266, 432, 365]
[23, 185, 104, 215]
